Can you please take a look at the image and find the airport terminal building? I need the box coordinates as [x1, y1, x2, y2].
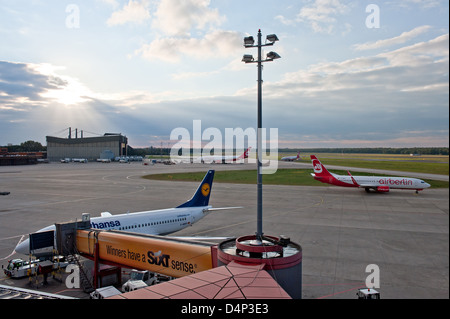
[46, 133, 128, 162]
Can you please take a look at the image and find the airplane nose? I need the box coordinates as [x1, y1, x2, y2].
[15, 238, 30, 255]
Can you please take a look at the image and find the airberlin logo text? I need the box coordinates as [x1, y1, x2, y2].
[105, 246, 197, 274]
[379, 178, 413, 186]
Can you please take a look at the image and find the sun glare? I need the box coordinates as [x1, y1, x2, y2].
[31, 63, 91, 106]
[42, 80, 91, 106]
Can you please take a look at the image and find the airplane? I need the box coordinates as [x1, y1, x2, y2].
[15, 170, 238, 255]
[310, 155, 431, 193]
[199, 147, 251, 164]
[281, 151, 301, 162]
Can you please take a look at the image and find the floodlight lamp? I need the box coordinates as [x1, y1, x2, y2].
[266, 34, 279, 43]
[244, 36, 255, 46]
[266, 51, 281, 60]
[242, 54, 254, 63]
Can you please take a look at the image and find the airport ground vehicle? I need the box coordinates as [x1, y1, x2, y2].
[357, 288, 380, 299]
[3, 259, 40, 278]
[73, 158, 88, 163]
[121, 269, 157, 292]
[90, 286, 122, 299]
[2, 257, 68, 278]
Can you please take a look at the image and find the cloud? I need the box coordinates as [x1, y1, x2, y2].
[275, 15, 296, 26]
[1, 31, 448, 148]
[97, 0, 119, 9]
[130, 0, 240, 63]
[263, 33, 449, 96]
[136, 29, 242, 63]
[297, 0, 351, 34]
[106, 0, 151, 26]
[388, 0, 442, 9]
[152, 0, 225, 37]
[123, 33, 450, 147]
[236, 33, 449, 147]
[0, 61, 66, 107]
[354, 25, 433, 51]
[98, 0, 119, 8]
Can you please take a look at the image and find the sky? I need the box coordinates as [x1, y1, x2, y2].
[0, 0, 448, 149]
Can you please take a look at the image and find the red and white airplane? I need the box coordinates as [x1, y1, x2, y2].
[200, 147, 251, 164]
[310, 155, 431, 193]
[281, 151, 301, 162]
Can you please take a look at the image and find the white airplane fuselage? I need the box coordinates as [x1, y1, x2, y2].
[323, 173, 429, 190]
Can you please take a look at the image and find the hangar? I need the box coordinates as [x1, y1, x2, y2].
[46, 133, 128, 162]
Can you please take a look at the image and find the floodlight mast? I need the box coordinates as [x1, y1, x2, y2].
[242, 29, 280, 243]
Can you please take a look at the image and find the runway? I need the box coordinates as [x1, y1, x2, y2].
[0, 161, 448, 299]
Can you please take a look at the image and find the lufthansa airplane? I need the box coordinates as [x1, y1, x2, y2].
[310, 155, 431, 193]
[15, 170, 236, 255]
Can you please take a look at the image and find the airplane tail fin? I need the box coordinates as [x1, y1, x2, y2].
[238, 147, 252, 160]
[177, 170, 215, 208]
[296, 151, 300, 159]
[310, 155, 333, 178]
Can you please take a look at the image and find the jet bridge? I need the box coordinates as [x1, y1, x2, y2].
[55, 219, 217, 287]
[76, 229, 217, 279]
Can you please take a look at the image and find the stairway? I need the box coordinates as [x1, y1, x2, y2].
[66, 251, 95, 293]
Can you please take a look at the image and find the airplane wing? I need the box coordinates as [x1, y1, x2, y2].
[203, 206, 243, 212]
[168, 236, 235, 242]
[347, 171, 377, 189]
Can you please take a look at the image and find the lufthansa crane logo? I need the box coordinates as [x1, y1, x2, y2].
[201, 183, 210, 197]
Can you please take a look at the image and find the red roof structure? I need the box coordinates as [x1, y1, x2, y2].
[108, 261, 291, 299]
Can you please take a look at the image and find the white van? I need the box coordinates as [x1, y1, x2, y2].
[90, 286, 122, 299]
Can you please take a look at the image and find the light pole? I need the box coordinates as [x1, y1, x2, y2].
[242, 30, 280, 243]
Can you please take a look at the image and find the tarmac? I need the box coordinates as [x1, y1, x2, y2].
[0, 161, 448, 299]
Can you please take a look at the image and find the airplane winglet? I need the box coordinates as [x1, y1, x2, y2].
[347, 171, 360, 187]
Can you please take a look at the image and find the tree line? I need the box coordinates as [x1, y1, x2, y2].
[2, 141, 448, 156]
[279, 147, 449, 155]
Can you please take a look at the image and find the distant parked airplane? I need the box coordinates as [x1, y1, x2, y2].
[310, 155, 431, 193]
[281, 151, 301, 162]
[199, 147, 251, 164]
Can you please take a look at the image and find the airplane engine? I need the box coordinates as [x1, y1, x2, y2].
[376, 186, 390, 192]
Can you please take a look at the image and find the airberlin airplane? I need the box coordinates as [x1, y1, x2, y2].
[310, 155, 431, 193]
